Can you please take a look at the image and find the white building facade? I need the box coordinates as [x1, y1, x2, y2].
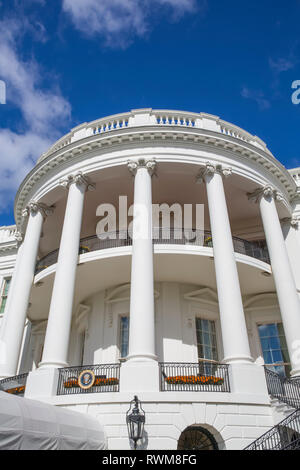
[1, 109, 300, 450]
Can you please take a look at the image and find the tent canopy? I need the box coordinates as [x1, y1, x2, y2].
[0, 391, 106, 450]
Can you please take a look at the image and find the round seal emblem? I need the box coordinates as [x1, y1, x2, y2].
[78, 370, 95, 390]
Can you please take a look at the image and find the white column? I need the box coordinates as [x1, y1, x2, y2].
[127, 159, 156, 362]
[198, 162, 253, 364]
[0, 202, 52, 378]
[250, 186, 300, 377]
[39, 172, 94, 369]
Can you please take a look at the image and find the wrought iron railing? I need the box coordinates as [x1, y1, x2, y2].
[35, 229, 270, 274]
[0, 373, 28, 396]
[57, 364, 120, 395]
[159, 362, 230, 392]
[244, 408, 300, 450]
[264, 367, 300, 409]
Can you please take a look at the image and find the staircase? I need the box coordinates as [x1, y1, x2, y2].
[244, 368, 300, 450]
[264, 367, 300, 409]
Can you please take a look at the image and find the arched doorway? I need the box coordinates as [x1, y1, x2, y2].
[177, 426, 218, 450]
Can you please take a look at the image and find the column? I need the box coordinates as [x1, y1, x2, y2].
[198, 162, 253, 364]
[39, 172, 94, 369]
[127, 158, 156, 362]
[0, 202, 52, 378]
[249, 185, 300, 377]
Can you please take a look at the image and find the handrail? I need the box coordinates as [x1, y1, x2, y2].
[264, 367, 300, 409]
[35, 229, 270, 275]
[0, 373, 28, 396]
[244, 408, 300, 450]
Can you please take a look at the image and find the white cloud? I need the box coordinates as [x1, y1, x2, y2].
[0, 19, 71, 213]
[241, 87, 270, 111]
[62, 0, 199, 47]
[269, 57, 297, 73]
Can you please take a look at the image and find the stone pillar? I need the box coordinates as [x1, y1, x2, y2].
[127, 159, 156, 362]
[39, 172, 94, 369]
[120, 159, 159, 393]
[249, 185, 300, 377]
[0, 202, 53, 378]
[198, 162, 253, 364]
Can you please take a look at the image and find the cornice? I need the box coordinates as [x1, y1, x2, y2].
[14, 126, 297, 227]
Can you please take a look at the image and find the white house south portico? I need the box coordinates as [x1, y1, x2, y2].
[1, 109, 300, 450]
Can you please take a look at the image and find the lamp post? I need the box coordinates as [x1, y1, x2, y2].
[126, 395, 145, 450]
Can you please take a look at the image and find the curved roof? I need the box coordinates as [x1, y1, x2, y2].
[0, 391, 106, 450]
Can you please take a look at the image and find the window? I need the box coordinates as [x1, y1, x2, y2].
[119, 316, 129, 359]
[196, 318, 218, 362]
[258, 323, 291, 377]
[0, 277, 11, 314]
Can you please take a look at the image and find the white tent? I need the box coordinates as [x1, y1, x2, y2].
[0, 391, 106, 450]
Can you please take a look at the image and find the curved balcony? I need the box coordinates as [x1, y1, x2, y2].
[35, 229, 270, 275]
[38, 109, 270, 162]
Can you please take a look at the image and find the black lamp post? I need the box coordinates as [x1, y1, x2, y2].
[126, 395, 145, 450]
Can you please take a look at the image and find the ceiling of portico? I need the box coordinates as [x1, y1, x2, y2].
[38, 162, 290, 257]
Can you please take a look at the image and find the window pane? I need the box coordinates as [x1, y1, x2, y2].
[196, 318, 218, 361]
[0, 278, 11, 314]
[0, 296, 6, 314]
[272, 350, 283, 363]
[3, 278, 11, 296]
[269, 336, 280, 349]
[119, 316, 129, 358]
[258, 322, 290, 376]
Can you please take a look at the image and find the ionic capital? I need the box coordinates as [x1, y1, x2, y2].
[127, 158, 157, 176]
[59, 172, 95, 191]
[281, 216, 300, 229]
[22, 201, 54, 219]
[196, 161, 232, 183]
[290, 189, 300, 203]
[14, 231, 23, 243]
[247, 185, 283, 203]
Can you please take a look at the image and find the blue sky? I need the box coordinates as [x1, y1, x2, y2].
[0, 0, 300, 226]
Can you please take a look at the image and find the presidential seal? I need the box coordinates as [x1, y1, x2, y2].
[78, 370, 95, 390]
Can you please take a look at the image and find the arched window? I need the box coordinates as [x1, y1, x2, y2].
[177, 426, 218, 450]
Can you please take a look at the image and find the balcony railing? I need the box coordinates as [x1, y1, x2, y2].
[0, 373, 28, 396]
[35, 229, 270, 275]
[244, 408, 300, 450]
[159, 362, 230, 392]
[264, 367, 300, 409]
[39, 110, 269, 162]
[57, 363, 120, 395]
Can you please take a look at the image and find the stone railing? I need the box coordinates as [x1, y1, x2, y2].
[0, 225, 17, 244]
[38, 109, 269, 162]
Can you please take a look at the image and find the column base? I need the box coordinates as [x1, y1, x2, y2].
[229, 363, 269, 398]
[24, 367, 59, 400]
[120, 360, 159, 393]
[125, 353, 158, 362]
[290, 368, 300, 379]
[223, 355, 254, 364]
[38, 360, 69, 369]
